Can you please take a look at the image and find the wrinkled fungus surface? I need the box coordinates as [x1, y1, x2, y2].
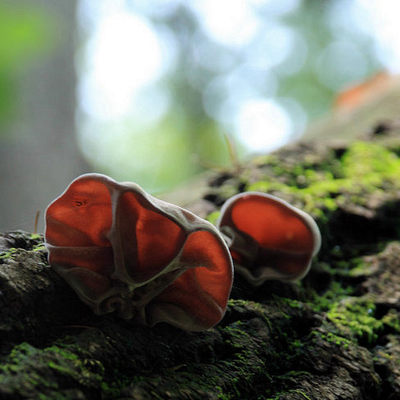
[45, 173, 233, 331]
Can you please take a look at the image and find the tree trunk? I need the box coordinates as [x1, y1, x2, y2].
[0, 0, 88, 233]
[1, 126, 400, 399]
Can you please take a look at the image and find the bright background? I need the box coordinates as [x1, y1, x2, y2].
[1, 0, 399, 230]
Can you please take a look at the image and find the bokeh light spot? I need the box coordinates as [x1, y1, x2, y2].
[234, 98, 292, 153]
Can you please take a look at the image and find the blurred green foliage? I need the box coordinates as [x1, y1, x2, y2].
[80, 0, 383, 193]
[0, 4, 53, 129]
[1, 1, 384, 194]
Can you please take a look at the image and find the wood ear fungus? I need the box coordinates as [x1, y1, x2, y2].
[217, 192, 321, 286]
[45, 173, 233, 331]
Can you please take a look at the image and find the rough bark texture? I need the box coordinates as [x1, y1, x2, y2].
[2, 128, 400, 399]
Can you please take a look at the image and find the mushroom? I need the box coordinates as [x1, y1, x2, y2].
[217, 192, 321, 286]
[45, 173, 233, 331]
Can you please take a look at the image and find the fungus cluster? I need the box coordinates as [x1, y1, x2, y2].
[45, 174, 321, 331]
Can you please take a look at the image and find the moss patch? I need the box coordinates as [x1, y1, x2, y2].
[247, 141, 400, 222]
[326, 298, 383, 345]
[3, 137, 400, 399]
[0, 341, 105, 399]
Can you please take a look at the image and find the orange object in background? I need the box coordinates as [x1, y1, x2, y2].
[334, 71, 397, 113]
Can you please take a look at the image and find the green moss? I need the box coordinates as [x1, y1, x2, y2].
[248, 180, 288, 194]
[309, 281, 353, 313]
[206, 210, 221, 225]
[293, 389, 312, 400]
[216, 385, 233, 400]
[312, 330, 352, 348]
[247, 141, 400, 221]
[341, 142, 400, 181]
[128, 364, 235, 400]
[0, 341, 107, 398]
[320, 256, 375, 279]
[346, 258, 376, 277]
[2, 141, 399, 398]
[43, 345, 79, 361]
[109, 307, 277, 400]
[32, 243, 46, 252]
[0, 247, 18, 260]
[382, 309, 400, 333]
[227, 299, 273, 330]
[223, 322, 247, 344]
[0, 343, 59, 390]
[327, 298, 383, 344]
[275, 297, 303, 310]
[100, 380, 126, 399]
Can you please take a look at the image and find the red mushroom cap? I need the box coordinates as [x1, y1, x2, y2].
[45, 173, 233, 331]
[217, 192, 321, 286]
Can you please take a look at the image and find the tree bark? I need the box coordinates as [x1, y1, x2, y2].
[1, 128, 400, 399]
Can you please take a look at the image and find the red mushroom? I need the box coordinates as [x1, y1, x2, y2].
[217, 192, 321, 286]
[45, 173, 233, 331]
